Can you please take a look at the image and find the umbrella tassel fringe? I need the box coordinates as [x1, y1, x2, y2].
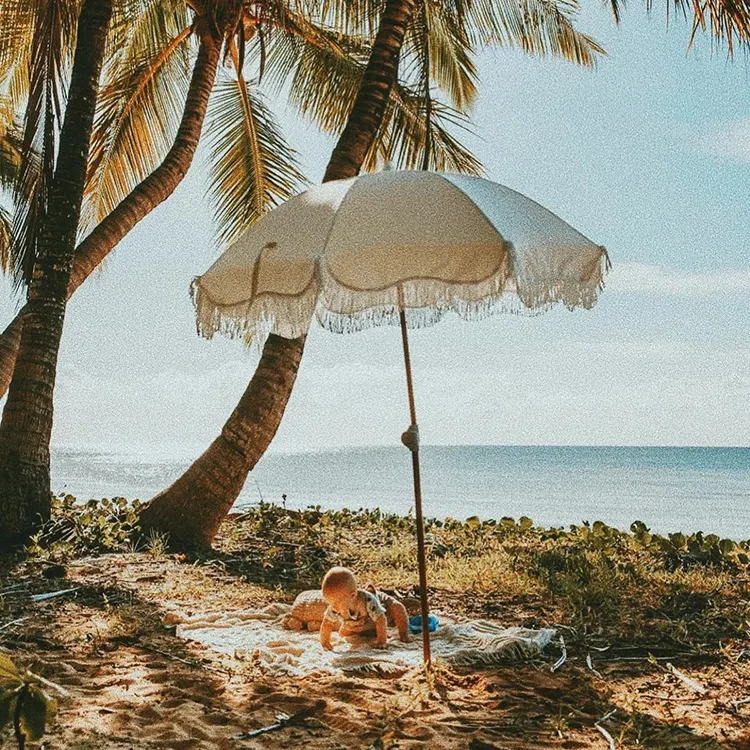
[191, 246, 610, 348]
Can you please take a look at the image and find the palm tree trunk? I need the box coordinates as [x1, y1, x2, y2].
[0, 0, 112, 546]
[140, 0, 418, 550]
[0, 37, 221, 401]
[139, 334, 306, 546]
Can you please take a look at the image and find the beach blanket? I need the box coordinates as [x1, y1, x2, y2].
[174, 604, 556, 676]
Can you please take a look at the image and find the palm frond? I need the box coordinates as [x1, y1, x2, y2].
[400, 2, 478, 111]
[257, 22, 370, 133]
[467, 0, 605, 67]
[0, 205, 12, 275]
[0, 1, 36, 75]
[0, 121, 37, 280]
[0, 59, 32, 121]
[0, 122, 25, 278]
[82, 0, 193, 230]
[204, 70, 307, 247]
[607, 0, 625, 24]
[0, 124, 24, 190]
[256, 17, 480, 175]
[299, 0, 382, 43]
[655, 0, 750, 52]
[10, 0, 80, 287]
[424, 3, 478, 110]
[365, 86, 483, 174]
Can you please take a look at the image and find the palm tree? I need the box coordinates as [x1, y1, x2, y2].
[141, 0, 750, 551]
[0, 0, 478, 397]
[138, 0, 608, 548]
[0, 0, 303, 398]
[0, 0, 114, 544]
[0, 0, 484, 542]
[0, 0, 304, 543]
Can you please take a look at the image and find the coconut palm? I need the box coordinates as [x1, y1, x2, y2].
[0, 0, 493, 542]
[0, 0, 306, 543]
[0, 0, 484, 397]
[138, 0, 610, 548]
[0, 0, 296, 397]
[141, 0, 750, 550]
[0, 0, 114, 544]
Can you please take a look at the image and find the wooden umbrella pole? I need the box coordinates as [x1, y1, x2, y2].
[398, 307, 432, 665]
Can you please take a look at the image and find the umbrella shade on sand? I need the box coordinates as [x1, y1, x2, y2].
[192, 170, 610, 663]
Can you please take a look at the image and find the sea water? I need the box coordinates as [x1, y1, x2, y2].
[50, 445, 750, 540]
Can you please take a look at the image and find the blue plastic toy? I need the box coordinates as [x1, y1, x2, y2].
[408, 613, 439, 634]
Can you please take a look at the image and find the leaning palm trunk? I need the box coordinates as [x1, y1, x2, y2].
[0, 38, 222, 399]
[0, 0, 113, 545]
[139, 0, 418, 550]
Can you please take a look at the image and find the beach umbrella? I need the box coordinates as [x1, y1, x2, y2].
[192, 170, 610, 663]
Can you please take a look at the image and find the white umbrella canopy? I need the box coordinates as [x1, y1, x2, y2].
[193, 171, 609, 343]
[192, 170, 609, 664]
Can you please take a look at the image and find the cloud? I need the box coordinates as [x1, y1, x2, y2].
[701, 119, 750, 163]
[607, 262, 750, 296]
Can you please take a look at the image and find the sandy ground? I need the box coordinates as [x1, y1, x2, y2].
[2, 552, 750, 749]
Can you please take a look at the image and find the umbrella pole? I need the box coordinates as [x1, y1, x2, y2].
[398, 309, 432, 666]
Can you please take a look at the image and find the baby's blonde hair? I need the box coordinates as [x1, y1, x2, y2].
[321, 566, 357, 596]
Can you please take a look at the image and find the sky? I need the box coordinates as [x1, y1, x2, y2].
[1, 1, 749, 456]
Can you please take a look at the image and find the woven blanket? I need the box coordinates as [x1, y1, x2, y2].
[174, 604, 556, 676]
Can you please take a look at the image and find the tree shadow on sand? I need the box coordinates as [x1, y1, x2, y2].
[0, 533, 746, 750]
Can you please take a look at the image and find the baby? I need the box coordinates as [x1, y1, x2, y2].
[319, 566, 410, 650]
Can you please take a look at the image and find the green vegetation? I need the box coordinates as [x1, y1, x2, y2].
[6, 497, 749, 748]
[0, 654, 64, 749]
[26, 495, 143, 561]
[26, 497, 750, 651]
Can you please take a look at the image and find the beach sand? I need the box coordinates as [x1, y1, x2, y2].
[2, 541, 750, 750]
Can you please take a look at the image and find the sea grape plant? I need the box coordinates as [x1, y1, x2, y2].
[0, 653, 65, 749]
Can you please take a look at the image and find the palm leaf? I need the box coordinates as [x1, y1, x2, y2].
[365, 86, 483, 174]
[0, 120, 23, 276]
[0, 205, 12, 275]
[9, 0, 80, 287]
[0, 123, 24, 190]
[257, 23, 371, 133]
[204, 70, 307, 247]
[256, 22, 480, 174]
[0, 0, 37, 76]
[300, 0, 382, 43]
[466, 0, 605, 66]
[401, 2, 478, 111]
[653, 0, 750, 52]
[82, 0, 192, 230]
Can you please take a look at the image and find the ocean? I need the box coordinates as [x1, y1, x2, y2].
[50, 445, 750, 540]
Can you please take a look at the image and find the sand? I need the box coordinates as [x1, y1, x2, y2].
[1, 552, 749, 749]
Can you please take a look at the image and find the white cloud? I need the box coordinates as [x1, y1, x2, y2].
[607, 262, 750, 296]
[701, 119, 750, 163]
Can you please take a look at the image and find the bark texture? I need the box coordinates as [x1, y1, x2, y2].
[0, 0, 112, 546]
[0, 38, 221, 400]
[140, 0, 418, 550]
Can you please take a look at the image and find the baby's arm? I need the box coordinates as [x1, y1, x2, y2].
[320, 616, 336, 650]
[374, 613, 388, 648]
[390, 600, 411, 643]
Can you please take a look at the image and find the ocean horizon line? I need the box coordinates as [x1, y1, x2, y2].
[52, 442, 750, 459]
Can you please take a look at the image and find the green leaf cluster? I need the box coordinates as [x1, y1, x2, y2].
[27, 494, 142, 560]
[0, 654, 58, 745]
